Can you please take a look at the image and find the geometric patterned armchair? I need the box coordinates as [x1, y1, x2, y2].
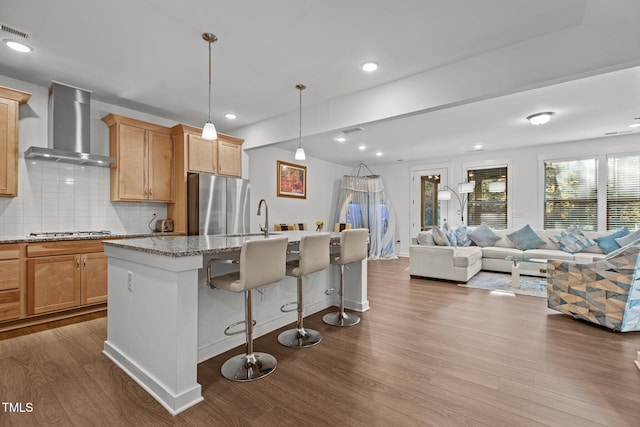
[547, 244, 640, 332]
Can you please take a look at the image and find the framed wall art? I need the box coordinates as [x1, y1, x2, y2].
[277, 160, 306, 199]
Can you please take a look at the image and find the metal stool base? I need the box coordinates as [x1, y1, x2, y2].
[322, 311, 360, 327]
[278, 328, 322, 348]
[220, 352, 277, 382]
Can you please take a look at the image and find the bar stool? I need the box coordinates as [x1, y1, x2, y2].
[278, 233, 330, 348]
[207, 236, 289, 382]
[323, 228, 368, 327]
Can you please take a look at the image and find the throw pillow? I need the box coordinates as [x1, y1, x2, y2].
[443, 222, 457, 246]
[467, 223, 500, 247]
[431, 225, 450, 246]
[454, 225, 472, 247]
[594, 228, 630, 254]
[549, 225, 596, 254]
[615, 228, 640, 248]
[506, 224, 546, 250]
[416, 231, 434, 245]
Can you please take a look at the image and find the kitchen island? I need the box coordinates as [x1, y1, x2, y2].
[102, 231, 368, 415]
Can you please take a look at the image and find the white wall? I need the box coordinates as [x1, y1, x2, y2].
[377, 133, 640, 257]
[246, 145, 351, 232]
[0, 75, 179, 237]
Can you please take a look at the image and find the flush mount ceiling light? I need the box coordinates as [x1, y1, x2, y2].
[358, 145, 367, 151]
[375, 151, 383, 157]
[473, 144, 483, 151]
[361, 61, 379, 72]
[335, 135, 346, 143]
[630, 117, 640, 128]
[526, 111, 555, 125]
[201, 32, 218, 140]
[294, 84, 306, 161]
[224, 112, 237, 120]
[3, 38, 32, 53]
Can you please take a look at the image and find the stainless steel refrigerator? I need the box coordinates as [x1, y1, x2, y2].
[187, 173, 251, 235]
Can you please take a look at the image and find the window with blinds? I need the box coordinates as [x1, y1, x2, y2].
[466, 166, 507, 229]
[607, 155, 640, 229]
[544, 158, 597, 230]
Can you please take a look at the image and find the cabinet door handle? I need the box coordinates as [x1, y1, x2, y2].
[149, 188, 153, 197]
[76, 259, 80, 269]
[83, 258, 87, 270]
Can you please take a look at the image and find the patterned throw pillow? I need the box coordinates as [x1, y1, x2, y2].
[454, 225, 472, 247]
[467, 223, 500, 247]
[443, 222, 457, 246]
[550, 225, 596, 253]
[431, 225, 451, 246]
[506, 224, 546, 250]
[594, 228, 629, 254]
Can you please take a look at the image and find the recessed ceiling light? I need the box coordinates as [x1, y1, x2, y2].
[473, 144, 483, 151]
[224, 113, 237, 120]
[3, 39, 32, 53]
[629, 123, 640, 128]
[361, 61, 379, 72]
[526, 112, 554, 125]
[335, 136, 346, 143]
[375, 151, 383, 157]
[358, 145, 367, 151]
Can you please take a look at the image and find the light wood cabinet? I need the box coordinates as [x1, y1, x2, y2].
[168, 124, 244, 233]
[187, 133, 217, 174]
[0, 243, 21, 321]
[217, 136, 243, 177]
[102, 114, 175, 202]
[26, 240, 107, 315]
[0, 86, 31, 198]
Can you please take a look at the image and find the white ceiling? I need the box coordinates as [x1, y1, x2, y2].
[1, 0, 639, 166]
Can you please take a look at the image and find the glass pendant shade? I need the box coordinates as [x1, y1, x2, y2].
[294, 84, 306, 161]
[202, 121, 217, 140]
[295, 146, 306, 160]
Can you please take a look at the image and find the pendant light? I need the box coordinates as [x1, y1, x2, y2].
[294, 84, 306, 160]
[202, 33, 218, 140]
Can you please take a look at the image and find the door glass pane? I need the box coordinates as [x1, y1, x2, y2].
[421, 175, 441, 230]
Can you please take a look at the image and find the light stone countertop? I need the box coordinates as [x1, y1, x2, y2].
[102, 231, 339, 257]
[0, 232, 184, 244]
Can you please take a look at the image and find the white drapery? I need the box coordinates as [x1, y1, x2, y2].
[334, 164, 397, 260]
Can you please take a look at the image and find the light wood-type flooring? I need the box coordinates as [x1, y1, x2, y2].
[2, 257, 640, 426]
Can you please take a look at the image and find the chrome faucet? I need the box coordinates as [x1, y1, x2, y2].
[257, 199, 269, 237]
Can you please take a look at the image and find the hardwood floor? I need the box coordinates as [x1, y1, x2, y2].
[2, 257, 640, 426]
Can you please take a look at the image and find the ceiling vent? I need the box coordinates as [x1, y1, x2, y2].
[1, 24, 29, 40]
[342, 126, 365, 134]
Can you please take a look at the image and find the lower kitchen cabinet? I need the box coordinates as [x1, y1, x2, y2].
[26, 240, 107, 315]
[0, 244, 21, 321]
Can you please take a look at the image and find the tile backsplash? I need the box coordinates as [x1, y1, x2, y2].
[0, 159, 166, 237]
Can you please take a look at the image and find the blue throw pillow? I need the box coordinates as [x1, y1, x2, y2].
[468, 223, 500, 247]
[443, 222, 457, 246]
[594, 228, 629, 254]
[550, 225, 596, 253]
[454, 225, 472, 247]
[431, 225, 450, 246]
[506, 225, 546, 250]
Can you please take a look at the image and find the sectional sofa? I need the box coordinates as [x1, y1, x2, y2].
[409, 227, 613, 282]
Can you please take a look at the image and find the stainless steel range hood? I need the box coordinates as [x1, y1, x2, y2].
[24, 81, 114, 167]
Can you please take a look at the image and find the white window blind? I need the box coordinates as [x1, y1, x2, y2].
[467, 167, 507, 229]
[607, 155, 640, 230]
[544, 159, 597, 230]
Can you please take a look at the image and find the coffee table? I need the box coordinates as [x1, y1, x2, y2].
[505, 256, 548, 288]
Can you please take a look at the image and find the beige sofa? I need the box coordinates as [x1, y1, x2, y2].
[409, 228, 610, 282]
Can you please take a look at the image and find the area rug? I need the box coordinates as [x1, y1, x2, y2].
[458, 271, 547, 298]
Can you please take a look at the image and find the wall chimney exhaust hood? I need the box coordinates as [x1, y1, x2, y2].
[24, 81, 114, 167]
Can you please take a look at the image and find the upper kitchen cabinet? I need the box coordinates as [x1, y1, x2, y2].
[0, 86, 32, 198]
[171, 124, 244, 177]
[102, 114, 174, 202]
